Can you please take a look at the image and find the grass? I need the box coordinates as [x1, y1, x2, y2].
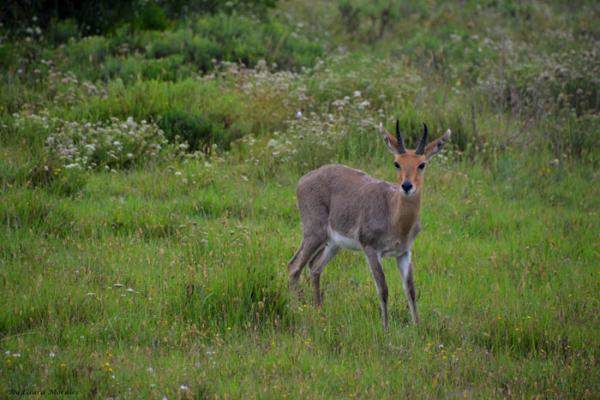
[1, 155, 599, 398]
[1, 0, 599, 398]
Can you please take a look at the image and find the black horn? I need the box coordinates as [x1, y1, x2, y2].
[395, 119, 406, 154]
[415, 122, 428, 154]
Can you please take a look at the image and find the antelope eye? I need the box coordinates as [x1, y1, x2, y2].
[393, 161, 400, 170]
[418, 162, 426, 170]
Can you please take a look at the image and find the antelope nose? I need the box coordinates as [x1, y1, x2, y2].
[401, 181, 413, 193]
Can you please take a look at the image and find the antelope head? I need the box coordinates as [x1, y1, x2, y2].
[380, 120, 451, 197]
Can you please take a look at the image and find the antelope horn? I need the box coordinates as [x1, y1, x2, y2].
[395, 119, 406, 154]
[416, 122, 428, 155]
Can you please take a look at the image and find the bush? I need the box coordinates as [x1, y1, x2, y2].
[11, 113, 171, 170]
[100, 55, 192, 82]
[45, 117, 170, 170]
[46, 18, 80, 45]
[133, 3, 170, 31]
[59, 78, 253, 151]
[158, 108, 229, 152]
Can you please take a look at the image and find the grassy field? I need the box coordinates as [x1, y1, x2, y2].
[1, 0, 599, 398]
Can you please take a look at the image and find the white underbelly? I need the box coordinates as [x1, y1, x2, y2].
[328, 227, 361, 250]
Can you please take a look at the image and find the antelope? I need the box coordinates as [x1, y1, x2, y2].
[288, 121, 451, 329]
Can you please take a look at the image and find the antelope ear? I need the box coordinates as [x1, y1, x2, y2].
[379, 123, 399, 155]
[425, 129, 451, 159]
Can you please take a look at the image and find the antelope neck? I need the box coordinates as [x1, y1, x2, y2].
[390, 189, 421, 237]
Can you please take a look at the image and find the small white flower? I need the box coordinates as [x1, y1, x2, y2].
[49, 352, 56, 357]
[175, 171, 182, 176]
[180, 385, 190, 392]
[353, 90, 361, 97]
[295, 110, 303, 119]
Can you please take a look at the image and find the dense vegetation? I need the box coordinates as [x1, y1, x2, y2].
[1, 0, 599, 398]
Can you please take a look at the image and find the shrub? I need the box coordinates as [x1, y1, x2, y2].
[61, 78, 252, 151]
[133, 3, 170, 31]
[45, 117, 170, 170]
[11, 113, 171, 170]
[46, 18, 80, 45]
[158, 108, 229, 152]
[0, 44, 17, 71]
[100, 54, 192, 82]
[191, 13, 322, 70]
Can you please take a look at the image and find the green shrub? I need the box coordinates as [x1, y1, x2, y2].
[45, 117, 170, 170]
[191, 13, 322, 69]
[158, 108, 229, 152]
[0, 44, 18, 71]
[100, 55, 192, 82]
[46, 18, 80, 45]
[11, 113, 171, 170]
[59, 78, 252, 151]
[133, 3, 170, 31]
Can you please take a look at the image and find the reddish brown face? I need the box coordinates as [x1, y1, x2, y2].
[380, 121, 451, 197]
[393, 151, 427, 197]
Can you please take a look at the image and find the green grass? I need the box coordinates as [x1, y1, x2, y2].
[1, 0, 599, 397]
[1, 156, 599, 398]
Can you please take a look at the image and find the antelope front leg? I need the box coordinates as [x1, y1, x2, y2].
[364, 247, 389, 330]
[396, 251, 418, 324]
